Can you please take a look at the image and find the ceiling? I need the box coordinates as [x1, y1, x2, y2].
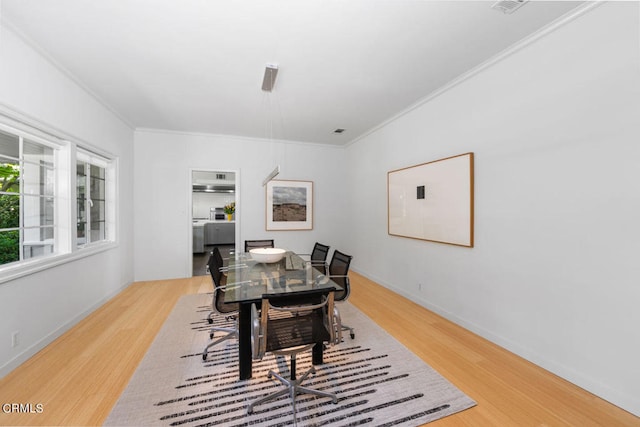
[1, 0, 584, 146]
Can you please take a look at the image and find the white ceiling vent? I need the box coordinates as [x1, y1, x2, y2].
[491, 0, 528, 14]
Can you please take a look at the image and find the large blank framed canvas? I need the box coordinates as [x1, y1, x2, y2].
[388, 152, 474, 247]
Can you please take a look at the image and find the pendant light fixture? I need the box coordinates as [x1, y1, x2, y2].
[261, 64, 279, 92]
[262, 63, 281, 186]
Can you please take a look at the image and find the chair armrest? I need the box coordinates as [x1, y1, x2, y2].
[331, 306, 343, 344]
[313, 274, 349, 285]
[251, 303, 264, 359]
[297, 255, 326, 264]
[305, 260, 328, 267]
[220, 264, 248, 272]
[269, 297, 328, 313]
[298, 255, 328, 267]
[222, 280, 252, 291]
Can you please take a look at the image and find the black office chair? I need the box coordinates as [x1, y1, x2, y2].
[299, 242, 330, 275]
[327, 250, 355, 339]
[244, 239, 274, 252]
[202, 247, 239, 361]
[247, 288, 340, 424]
[206, 246, 227, 324]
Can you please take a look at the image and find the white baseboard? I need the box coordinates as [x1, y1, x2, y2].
[0, 280, 132, 379]
[350, 267, 640, 417]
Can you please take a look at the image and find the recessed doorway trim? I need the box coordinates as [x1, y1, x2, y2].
[188, 168, 240, 277]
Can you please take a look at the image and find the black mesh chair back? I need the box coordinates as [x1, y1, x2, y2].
[213, 245, 224, 269]
[208, 249, 223, 287]
[245, 239, 275, 252]
[203, 247, 239, 360]
[328, 250, 353, 302]
[209, 247, 238, 314]
[262, 288, 333, 353]
[310, 242, 330, 274]
[247, 287, 339, 416]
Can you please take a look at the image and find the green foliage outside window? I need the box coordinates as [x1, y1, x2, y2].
[0, 163, 20, 264]
[0, 163, 19, 192]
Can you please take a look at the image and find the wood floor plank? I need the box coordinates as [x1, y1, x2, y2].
[0, 272, 637, 426]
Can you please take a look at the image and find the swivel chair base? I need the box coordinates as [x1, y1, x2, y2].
[202, 326, 237, 361]
[342, 324, 355, 339]
[247, 363, 337, 425]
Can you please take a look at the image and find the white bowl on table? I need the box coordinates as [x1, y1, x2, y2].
[249, 248, 286, 263]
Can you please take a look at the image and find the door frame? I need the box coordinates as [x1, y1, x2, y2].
[187, 168, 241, 276]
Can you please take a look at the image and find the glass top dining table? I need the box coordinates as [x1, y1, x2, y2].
[222, 250, 337, 380]
[224, 251, 336, 304]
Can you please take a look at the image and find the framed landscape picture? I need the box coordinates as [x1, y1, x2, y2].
[388, 152, 474, 247]
[266, 180, 313, 231]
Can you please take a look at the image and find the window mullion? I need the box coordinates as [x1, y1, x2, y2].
[86, 162, 91, 245]
[18, 135, 24, 262]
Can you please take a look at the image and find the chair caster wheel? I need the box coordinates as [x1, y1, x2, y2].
[202, 353, 207, 361]
[350, 333, 355, 339]
[210, 333, 214, 339]
[207, 318, 213, 324]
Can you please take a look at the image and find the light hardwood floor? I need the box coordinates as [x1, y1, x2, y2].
[0, 272, 637, 426]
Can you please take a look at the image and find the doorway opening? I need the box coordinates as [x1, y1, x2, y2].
[190, 169, 239, 277]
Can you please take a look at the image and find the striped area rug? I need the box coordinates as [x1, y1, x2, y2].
[105, 293, 475, 426]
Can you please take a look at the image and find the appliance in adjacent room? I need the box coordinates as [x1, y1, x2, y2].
[211, 207, 225, 220]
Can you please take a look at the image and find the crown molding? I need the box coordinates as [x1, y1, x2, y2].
[0, 18, 135, 131]
[134, 127, 344, 149]
[346, 1, 605, 148]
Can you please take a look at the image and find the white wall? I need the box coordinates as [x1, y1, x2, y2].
[0, 26, 134, 375]
[346, 2, 640, 416]
[134, 130, 349, 281]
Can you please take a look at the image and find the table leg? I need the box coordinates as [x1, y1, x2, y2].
[312, 342, 323, 365]
[238, 304, 252, 380]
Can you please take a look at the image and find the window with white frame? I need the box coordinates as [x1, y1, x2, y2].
[76, 151, 108, 247]
[0, 128, 56, 266]
[0, 116, 116, 277]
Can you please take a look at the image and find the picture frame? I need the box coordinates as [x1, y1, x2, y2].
[266, 180, 313, 231]
[388, 152, 474, 247]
